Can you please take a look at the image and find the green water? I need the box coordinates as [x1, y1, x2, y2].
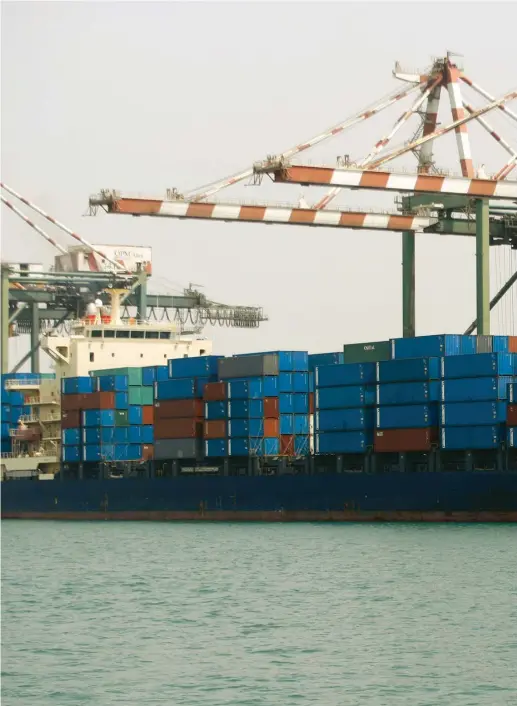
[2, 522, 516, 705]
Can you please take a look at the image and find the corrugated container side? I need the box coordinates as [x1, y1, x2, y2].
[376, 404, 438, 429]
[91, 367, 143, 386]
[440, 425, 504, 450]
[82, 409, 115, 427]
[61, 394, 87, 412]
[264, 397, 280, 418]
[98, 375, 128, 392]
[391, 334, 462, 360]
[376, 381, 440, 406]
[204, 420, 227, 439]
[315, 362, 376, 388]
[509, 337, 517, 353]
[155, 378, 207, 401]
[343, 340, 390, 364]
[509, 383, 517, 403]
[115, 392, 128, 409]
[142, 406, 154, 425]
[308, 352, 344, 370]
[168, 355, 222, 380]
[506, 405, 517, 426]
[440, 401, 508, 426]
[62, 428, 81, 446]
[492, 336, 509, 353]
[154, 438, 201, 460]
[154, 418, 204, 440]
[440, 377, 514, 402]
[205, 439, 228, 457]
[154, 399, 204, 419]
[315, 385, 376, 410]
[476, 335, 493, 353]
[218, 354, 279, 380]
[114, 410, 129, 427]
[315, 430, 373, 454]
[441, 353, 514, 379]
[203, 382, 227, 401]
[374, 428, 438, 452]
[128, 406, 143, 425]
[376, 357, 440, 384]
[204, 401, 228, 421]
[62, 446, 81, 463]
[61, 410, 81, 429]
[315, 408, 375, 432]
[228, 400, 264, 419]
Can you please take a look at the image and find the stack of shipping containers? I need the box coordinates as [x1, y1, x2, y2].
[61, 375, 98, 463]
[1, 373, 35, 454]
[211, 351, 310, 458]
[509, 383, 517, 447]
[154, 356, 220, 461]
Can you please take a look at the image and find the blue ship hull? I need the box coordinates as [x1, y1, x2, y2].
[3, 467, 517, 522]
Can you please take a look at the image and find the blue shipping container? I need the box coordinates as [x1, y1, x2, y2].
[376, 404, 438, 430]
[315, 430, 373, 454]
[62, 428, 81, 446]
[155, 377, 208, 400]
[460, 336, 477, 355]
[84, 427, 116, 444]
[440, 425, 504, 450]
[294, 435, 309, 455]
[228, 400, 264, 419]
[440, 377, 514, 403]
[1, 403, 10, 419]
[115, 392, 128, 410]
[441, 353, 514, 379]
[10, 406, 24, 424]
[315, 408, 375, 432]
[205, 439, 228, 457]
[237, 351, 308, 372]
[315, 362, 376, 388]
[440, 401, 507, 427]
[308, 352, 344, 370]
[1, 422, 10, 439]
[61, 376, 97, 395]
[376, 357, 440, 384]
[308, 373, 314, 393]
[128, 426, 142, 443]
[98, 375, 128, 392]
[113, 427, 129, 443]
[493, 336, 509, 353]
[141, 425, 154, 443]
[62, 446, 81, 463]
[316, 386, 376, 410]
[391, 334, 462, 360]
[168, 355, 222, 380]
[376, 381, 440, 406]
[293, 394, 309, 414]
[82, 410, 115, 427]
[128, 406, 143, 425]
[142, 365, 169, 386]
[227, 377, 279, 399]
[6, 391, 25, 406]
[205, 401, 228, 421]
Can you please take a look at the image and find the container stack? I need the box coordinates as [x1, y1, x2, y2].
[508, 383, 517, 448]
[211, 351, 310, 457]
[61, 376, 98, 463]
[314, 361, 376, 453]
[154, 356, 221, 460]
[440, 352, 516, 451]
[1, 373, 37, 452]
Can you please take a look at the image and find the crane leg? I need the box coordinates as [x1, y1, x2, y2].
[476, 198, 490, 335]
[1, 265, 9, 373]
[402, 231, 416, 337]
[137, 272, 148, 322]
[31, 303, 40, 373]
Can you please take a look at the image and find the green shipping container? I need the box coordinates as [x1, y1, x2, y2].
[343, 340, 391, 364]
[114, 410, 129, 426]
[91, 367, 143, 386]
[128, 387, 143, 405]
[141, 387, 154, 405]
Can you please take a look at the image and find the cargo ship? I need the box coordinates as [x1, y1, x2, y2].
[2, 321, 517, 522]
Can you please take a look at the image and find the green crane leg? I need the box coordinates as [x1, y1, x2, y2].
[1, 265, 9, 373]
[402, 231, 416, 338]
[475, 198, 490, 335]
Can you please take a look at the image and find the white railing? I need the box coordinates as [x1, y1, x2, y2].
[4, 378, 42, 389]
[25, 397, 60, 406]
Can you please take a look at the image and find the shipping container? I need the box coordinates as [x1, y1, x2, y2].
[293, 394, 309, 414]
[391, 334, 462, 360]
[376, 404, 438, 429]
[10, 406, 24, 424]
[374, 428, 438, 453]
[315, 407, 375, 432]
[115, 392, 128, 410]
[141, 425, 154, 444]
[218, 354, 279, 380]
[476, 335, 493, 353]
[141, 444, 154, 461]
[61, 376, 97, 395]
[508, 405, 517, 426]
[315, 385, 376, 410]
[127, 426, 142, 443]
[376, 357, 440, 384]
[280, 434, 295, 454]
[441, 353, 514, 379]
[279, 394, 295, 414]
[82, 409, 115, 427]
[308, 352, 344, 370]
[61, 410, 81, 429]
[376, 381, 440, 406]
[62, 445, 81, 463]
[492, 336, 509, 353]
[228, 399, 264, 419]
[440, 425, 504, 450]
[6, 390, 25, 406]
[508, 427, 517, 447]
[293, 373, 309, 393]
[343, 340, 391, 364]
[440, 401, 507, 427]
[315, 362, 376, 388]
[309, 373, 314, 393]
[227, 377, 279, 399]
[205, 439, 228, 457]
[91, 367, 143, 386]
[228, 418, 280, 438]
[204, 400, 228, 421]
[61, 394, 87, 412]
[1, 403, 10, 420]
[154, 399, 204, 419]
[228, 437, 280, 456]
[460, 336, 477, 355]
[1, 422, 10, 439]
[83, 427, 116, 444]
[154, 417, 203, 440]
[62, 428, 81, 446]
[154, 438, 201, 460]
[315, 430, 373, 454]
[142, 406, 154, 425]
[509, 383, 517, 403]
[128, 406, 143, 425]
[440, 377, 514, 403]
[113, 427, 129, 443]
[264, 397, 280, 418]
[128, 386, 154, 406]
[155, 377, 208, 400]
[235, 351, 308, 372]
[509, 337, 517, 353]
[168, 355, 222, 380]
[142, 365, 168, 386]
[82, 391, 116, 410]
[98, 375, 128, 392]
[203, 382, 227, 401]
[204, 420, 227, 439]
[294, 435, 309, 455]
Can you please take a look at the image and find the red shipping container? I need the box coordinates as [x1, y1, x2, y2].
[204, 420, 227, 439]
[203, 382, 227, 401]
[61, 410, 81, 428]
[154, 399, 204, 419]
[263, 397, 279, 418]
[309, 392, 315, 415]
[81, 391, 115, 410]
[142, 406, 154, 425]
[509, 337, 517, 353]
[280, 434, 295, 455]
[374, 428, 438, 453]
[141, 444, 154, 461]
[154, 417, 204, 440]
[61, 394, 87, 412]
[507, 405, 517, 426]
[263, 418, 279, 437]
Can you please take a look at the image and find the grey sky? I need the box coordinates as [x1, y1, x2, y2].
[2, 1, 517, 365]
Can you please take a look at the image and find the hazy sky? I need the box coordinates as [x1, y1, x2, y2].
[2, 1, 517, 366]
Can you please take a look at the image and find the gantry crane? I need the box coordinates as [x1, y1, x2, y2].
[88, 54, 517, 337]
[1, 185, 266, 374]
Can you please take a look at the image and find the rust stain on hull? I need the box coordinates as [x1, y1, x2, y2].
[3, 510, 517, 522]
